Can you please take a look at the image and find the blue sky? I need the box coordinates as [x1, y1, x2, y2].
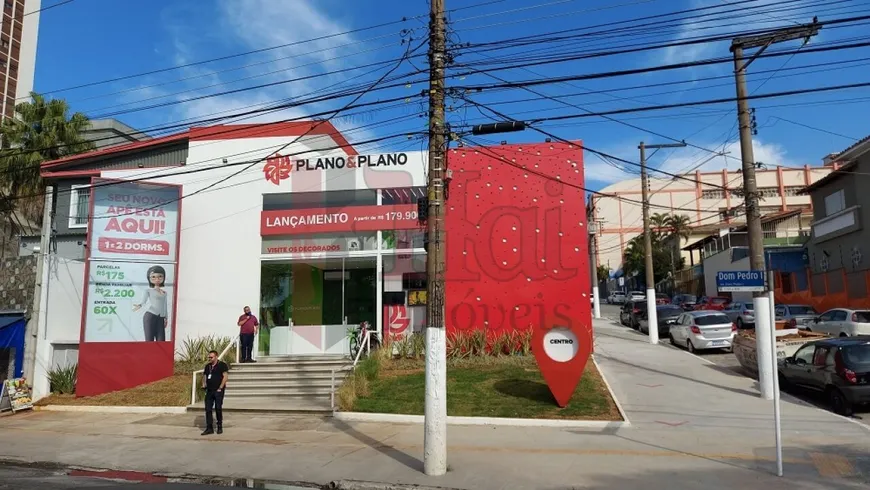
[33, 0, 870, 191]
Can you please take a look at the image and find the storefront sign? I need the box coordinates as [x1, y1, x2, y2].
[261, 235, 378, 254]
[384, 305, 410, 338]
[533, 325, 591, 408]
[83, 261, 175, 343]
[1, 378, 33, 412]
[261, 204, 420, 236]
[89, 181, 182, 262]
[264, 152, 414, 185]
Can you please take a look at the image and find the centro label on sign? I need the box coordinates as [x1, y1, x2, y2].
[543, 328, 579, 363]
[716, 270, 765, 292]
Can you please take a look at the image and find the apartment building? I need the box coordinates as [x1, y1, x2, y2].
[1, 0, 40, 118]
[591, 164, 835, 274]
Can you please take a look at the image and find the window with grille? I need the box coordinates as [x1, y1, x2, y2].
[701, 189, 724, 199]
[69, 185, 90, 228]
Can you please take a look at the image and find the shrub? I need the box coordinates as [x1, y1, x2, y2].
[176, 335, 237, 371]
[411, 333, 426, 359]
[338, 352, 382, 411]
[48, 364, 77, 394]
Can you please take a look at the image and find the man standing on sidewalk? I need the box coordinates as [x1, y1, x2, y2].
[201, 350, 228, 435]
[237, 306, 259, 363]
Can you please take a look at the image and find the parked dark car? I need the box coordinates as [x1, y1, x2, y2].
[779, 336, 870, 416]
[672, 294, 697, 311]
[695, 296, 731, 311]
[620, 300, 648, 330]
[638, 305, 685, 337]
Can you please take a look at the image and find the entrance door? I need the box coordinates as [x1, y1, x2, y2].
[259, 256, 376, 356]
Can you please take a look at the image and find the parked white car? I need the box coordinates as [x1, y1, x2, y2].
[628, 291, 646, 302]
[668, 311, 737, 353]
[609, 291, 626, 304]
[808, 308, 870, 337]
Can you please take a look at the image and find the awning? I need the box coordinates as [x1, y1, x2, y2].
[0, 312, 27, 379]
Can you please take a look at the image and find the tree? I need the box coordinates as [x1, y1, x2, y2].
[650, 212, 669, 239]
[665, 214, 692, 242]
[596, 265, 610, 282]
[0, 93, 94, 223]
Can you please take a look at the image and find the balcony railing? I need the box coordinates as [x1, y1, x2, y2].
[812, 205, 861, 242]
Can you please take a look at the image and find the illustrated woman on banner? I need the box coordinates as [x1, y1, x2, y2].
[133, 265, 168, 341]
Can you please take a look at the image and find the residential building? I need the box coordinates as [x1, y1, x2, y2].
[2, 0, 40, 118]
[777, 135, 870, 312]
[26, 123, 589, 400]
[591, 164, 834, 273]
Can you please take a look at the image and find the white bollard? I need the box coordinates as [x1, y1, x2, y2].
[646, 288, 658, 344]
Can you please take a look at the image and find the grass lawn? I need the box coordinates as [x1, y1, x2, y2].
[35, 363, 199, 407]
[351, 356, 621, 420]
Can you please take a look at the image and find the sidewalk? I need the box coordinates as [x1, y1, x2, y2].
[0, 319, 867, 489]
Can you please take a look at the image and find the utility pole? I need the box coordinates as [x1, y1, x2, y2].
[23, 187, 53, 386]
[639, 141, 686, 345]
[731, 20, 819, 400]
[424, 0, 448, 477]
[589, 221, 601, 319]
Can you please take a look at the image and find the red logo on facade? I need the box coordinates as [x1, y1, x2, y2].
[384, 305, 410, 338]
[263, 154, 294, 185]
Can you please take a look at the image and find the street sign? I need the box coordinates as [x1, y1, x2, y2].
[533, 325, 591, 408]
[716, 270, 765, 292]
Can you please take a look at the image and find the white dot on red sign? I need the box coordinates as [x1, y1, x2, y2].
[543, 328, 579, 363]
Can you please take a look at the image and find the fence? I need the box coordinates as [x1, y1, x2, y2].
[776, 267, 870, 312]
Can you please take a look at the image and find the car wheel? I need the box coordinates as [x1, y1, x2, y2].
[839, 332, 849, 338]
[687, 339, 696, 353]
[736, 318, 744, 329]
[829, 387, 854, 417]
[778, 372, 791, 392]
[669, 333, 676, 345]
[805, 327, 812, 333]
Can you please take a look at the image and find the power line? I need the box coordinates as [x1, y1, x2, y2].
[24, 0, 74, 16]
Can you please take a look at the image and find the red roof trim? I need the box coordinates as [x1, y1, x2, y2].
[188, 121, 357, 155]
[41, 132, 189, 169]
[41, 169, 102, 178]
[41, 121, 358, 171]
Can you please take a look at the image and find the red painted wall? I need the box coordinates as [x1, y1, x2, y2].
[444, 141, 590, 335]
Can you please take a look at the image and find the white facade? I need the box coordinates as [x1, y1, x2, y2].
[32, 127, 429, 399]
[591, 165, 834, 274]
[17, 0, 39, 101]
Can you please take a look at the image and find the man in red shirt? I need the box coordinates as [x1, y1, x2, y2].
[237, 306, 259, 363]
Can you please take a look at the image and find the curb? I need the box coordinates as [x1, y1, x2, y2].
[332, 411, 628, 428]
[35, 405, 188, 415]
[591, 355, 631, 426]
[329, 480, 462, 490]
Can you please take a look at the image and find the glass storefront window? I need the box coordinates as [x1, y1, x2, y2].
[264, 189, 377, 211]
[259, 257, 376, 356]
[381, 253, 427, 339]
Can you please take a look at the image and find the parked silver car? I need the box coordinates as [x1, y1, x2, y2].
[809, 309, 870, 337]
[668, 311, 736, 353]
[774, 304, 818, 330]
[723, 301, 755, 329]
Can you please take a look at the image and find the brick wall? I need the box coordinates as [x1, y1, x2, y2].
[0, 255, 36, 311]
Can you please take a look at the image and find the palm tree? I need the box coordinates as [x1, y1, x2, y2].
[622, 236, 645, 278]
[0, 93, 94, 222]
[650, 212, 669, 240]
[665, 214, 692, 242]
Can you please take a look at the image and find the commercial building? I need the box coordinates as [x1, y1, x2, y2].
[777, 135, 870, 312]
[1, 0, 40, 118]
[28, 123, 590, 398]
[591, 164, 835, 275]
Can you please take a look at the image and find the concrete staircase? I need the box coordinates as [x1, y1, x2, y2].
[187, 355, 352, 415]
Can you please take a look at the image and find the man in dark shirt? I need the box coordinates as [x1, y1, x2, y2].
[237, 306, 259, 363]
[201, 350, 228, 435]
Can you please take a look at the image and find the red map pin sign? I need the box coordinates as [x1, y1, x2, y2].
[533, 325, 593, 407]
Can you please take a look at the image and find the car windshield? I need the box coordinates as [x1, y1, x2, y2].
[658, 307, 683, 316]
[854, 311, 870, 323]
[711, 298, 729, 304]
[842, 344, 870, 368]
[695, 314, 730, 326]
[788, 306, 816, 315]
[744, 303, 754, 311]
[681, 295, 697, 302]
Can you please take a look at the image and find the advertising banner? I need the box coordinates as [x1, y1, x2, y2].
[261, 234, 378, 254]
[1, 378, 33, 412]
[89, 180, 181, 262]
[84, 260, 175, 343]
[261, 204, 420, 236]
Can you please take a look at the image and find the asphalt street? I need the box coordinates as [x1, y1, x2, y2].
[0, 462, 314, 490]
[597, 303, 867, 418]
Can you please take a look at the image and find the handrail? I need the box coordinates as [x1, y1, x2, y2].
[190, 336, 239, 405]
[351, 328, 372, 368]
